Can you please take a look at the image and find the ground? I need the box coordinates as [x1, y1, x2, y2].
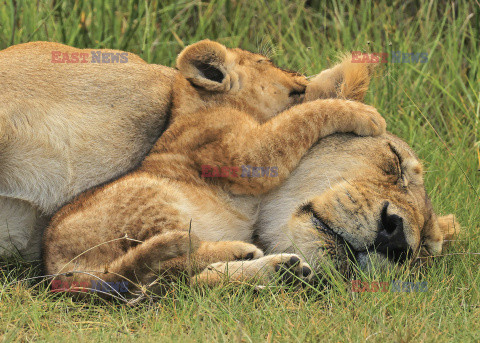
[0, 0, 479, 341]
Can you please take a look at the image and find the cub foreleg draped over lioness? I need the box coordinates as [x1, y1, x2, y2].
[44, 40, 386, 292]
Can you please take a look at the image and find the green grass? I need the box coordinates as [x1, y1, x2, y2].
[1, 0, 479, 341]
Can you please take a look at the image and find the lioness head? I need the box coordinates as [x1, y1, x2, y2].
[174, 40, 307, 122]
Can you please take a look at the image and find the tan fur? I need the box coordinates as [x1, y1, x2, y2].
[436, 214, 460, 248]
[0, 42, 176, 258]
[43, 40, 387, 291]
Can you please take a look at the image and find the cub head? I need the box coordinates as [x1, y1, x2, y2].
[174, 40, 307, 122]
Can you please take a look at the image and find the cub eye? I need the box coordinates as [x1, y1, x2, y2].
[256, 59, 272, 64]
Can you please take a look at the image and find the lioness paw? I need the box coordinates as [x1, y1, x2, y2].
[192, 253, 312, 286]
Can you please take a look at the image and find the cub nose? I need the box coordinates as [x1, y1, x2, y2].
[374, 202, 411, 262]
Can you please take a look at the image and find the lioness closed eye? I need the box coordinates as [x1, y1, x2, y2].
[43, 40, 386, 292]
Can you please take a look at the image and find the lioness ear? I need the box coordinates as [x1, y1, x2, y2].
[437, 214, 460, 248]
[421, 213, 460, 258]
[305, 53, 376, 102]
[176, 40, 230, 92]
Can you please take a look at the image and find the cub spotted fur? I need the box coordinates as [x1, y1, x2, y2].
[44, 40, 385, 290]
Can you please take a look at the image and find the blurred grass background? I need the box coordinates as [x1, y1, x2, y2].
[0, 0, 479, 341]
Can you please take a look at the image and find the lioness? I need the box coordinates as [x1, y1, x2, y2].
[0, 42, 176, 258]
[43, 40, 386, 290]
[198, 133, 459, 284]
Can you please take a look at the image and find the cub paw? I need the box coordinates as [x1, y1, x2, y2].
[347, 102, 386, 137]
[229, 242, 264, 260]
[197, 241, 264, 264]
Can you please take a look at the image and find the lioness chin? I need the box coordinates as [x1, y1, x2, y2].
[43, 40, 388, 293]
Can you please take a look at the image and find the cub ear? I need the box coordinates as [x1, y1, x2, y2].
[176, 40, 230, 92]
[305, 53, 376, 102]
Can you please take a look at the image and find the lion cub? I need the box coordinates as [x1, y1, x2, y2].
[43, 40, 385, 291]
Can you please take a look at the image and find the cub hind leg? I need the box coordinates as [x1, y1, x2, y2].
[43, 177, 263, 294]
[102, 238, 264, 286]
[45, 226, 263, 295]
[44, 230, 196, 292]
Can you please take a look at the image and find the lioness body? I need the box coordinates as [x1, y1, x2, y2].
[44, 40, 386, 289]
[0, 42, 176, 258]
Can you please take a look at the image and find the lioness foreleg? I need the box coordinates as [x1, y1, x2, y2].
[192, 254, 312, 287]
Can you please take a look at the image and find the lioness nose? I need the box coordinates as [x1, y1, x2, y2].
[374, 202, 410, 261]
